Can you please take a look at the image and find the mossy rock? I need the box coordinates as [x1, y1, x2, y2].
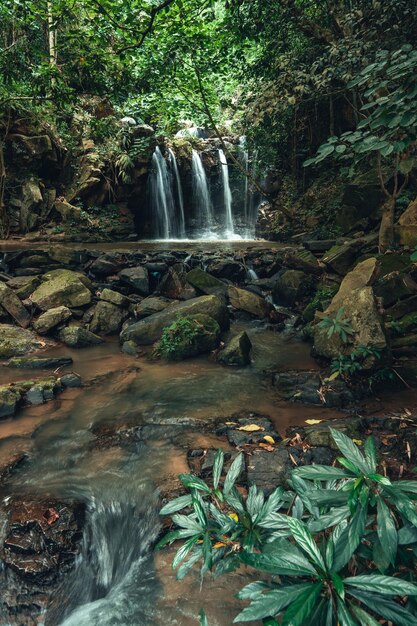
[0, 325, 45, 359]
[31, 269, 92, 311]
[157, 314, 221, 361]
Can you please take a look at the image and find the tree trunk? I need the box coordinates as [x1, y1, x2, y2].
[47, 1, 57, 87]
[0, 141, 9, 239]
[379, 196, 396, 252]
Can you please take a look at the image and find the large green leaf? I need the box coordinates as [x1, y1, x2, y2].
[344, 575, 417, 596]
[237, 581, 272, 600]
[160, 494, 193, 515]
[349, 589, 417, 626]
[281, 583, 323, 626]
[376, 496, 397, 565]
[394, 481, 417, 495]
[364, 437, 377, 473]
[224, 453, 244, 494]
[332, 505, 367, 572]
[240, 544, 318, 577]
[287, 518, 326, 572]
[337, 599, 359, 626]
[173, 535, 200, 570]
[292, 465, 353, 480]
[329, 429, 371, 475]
[199, 609, 209, 626]
[212, 449, 224, 490]
[179, 474, 211, 493]
[385, 488, 417, 526]
[234, 584, 312, 622]
[349, 603, 383, 626]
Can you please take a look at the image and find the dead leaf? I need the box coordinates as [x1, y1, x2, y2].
[259, 443, 275, 452]
[238, 424, 264, 432]
[352, 439, 363, 446]
[289, 453, 298, 466]
[225, 421, 237, 426]
[263, 435, 275, 444]
[213, 541, 226, 549]
[406, 441, 411, 461]
[44, 508, 59, 525]
[305, 419, 323, 425]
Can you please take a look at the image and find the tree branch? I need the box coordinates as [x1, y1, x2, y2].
[115, 0, 177, 54]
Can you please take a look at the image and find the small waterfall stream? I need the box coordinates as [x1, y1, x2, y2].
[149, 147, 175, 239]
[191, 149, 214, 235]
[168, 148, 186, 239]
[218, 149, 234, 236]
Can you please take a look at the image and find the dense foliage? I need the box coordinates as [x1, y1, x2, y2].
[159, 431, 417, 625]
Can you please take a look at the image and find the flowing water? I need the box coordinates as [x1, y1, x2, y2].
[149, 147, 176, 239]
[191, 150, 214, 236]
[168, 149, 186, 239]
[218, 149, 234, 236]
[0, 320, 349, 626]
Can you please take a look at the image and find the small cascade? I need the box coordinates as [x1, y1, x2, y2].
[168, 148, 185, 239]
[149, 147, 175, 239]
[218, 149, 234, 236]
[191, 150, 214, 234]
[239, 137, 250, 224]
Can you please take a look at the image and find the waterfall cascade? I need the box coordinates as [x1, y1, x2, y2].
[218, 148, 234, 236]
[145, 143, 259, 241]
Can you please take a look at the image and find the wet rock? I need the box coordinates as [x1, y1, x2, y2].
[118, 266, 149, 295]
[206, 259, 245, 282]
[157, 314, 221, 360]
[386, 295, 417, 319]
[100, 287, 129, 308]
[321, 240, 364, 275]
[273, 270, 316, 306]
[314, 287, 387, 363]
[122, 340, 140, 355]
[325, 257, 380, 314]
[90, 418, 142, 449]
[217, 331, 252, 366]
[157, 267, 196, 300]
[58, 326, 104, 348]
[60, 373, 82, 388]
[0, 386, 22, 418]
[33, 305, 72, 334]
[2, 498, 84, 581]
[228, 286, 272, 318]
[186, 267, 227, 296]
[90, 255, 124, 277]
[247, 449, 290, 491]
[31, 270, 92, 311]
[0, 282, 30, 328]
[374, 272, 417, 307]
[304, 418, 362, 449]
[0, 324, 47, 358]
[6, 356, 73, 369]
[121, 295, 229, 346]
[216, 413, 281, 447]
[273, 370, 354, 407]
[283, 248, 322, 275]
[7, 275, 41, 300]
[25, 377, 61, 405]
[89, 301, 124, 335]
[134, 296, 173, 319]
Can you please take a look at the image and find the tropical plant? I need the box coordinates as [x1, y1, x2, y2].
[318, 307, 354, 343]
[157, 316, 201, 360]
[158, 429, 417, 625]
[330, 345, 382, 379]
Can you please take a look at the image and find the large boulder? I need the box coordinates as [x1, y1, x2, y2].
[0, 325, 46, 359]
[7, 276, 41, 300]
[100, 288, 129, 308]
[30, 270, 92, 311]
[58, 326, 103, 348]
[120, 295, 229, 346]
[314, 286, 387, 361]
[374, 272, 417, 307]
[33, 305, 72, 334]
[89, 301, 124, 335]
[0, 282, 30, 328]
[228, 286, 272, 318]
[273, 270, 316, 306]
[156, 314, 220, 360]
[283, 248, 322, 275]
[186, 268, 227, 296]
[321, 240, 364, 275]
[134, 296, 173, 319]
[217, 331, 252, 367]
[325, 257, 380, 314]
[118, 266, 149, 295]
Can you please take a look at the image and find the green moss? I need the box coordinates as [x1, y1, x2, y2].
[157, 314, 220, 361]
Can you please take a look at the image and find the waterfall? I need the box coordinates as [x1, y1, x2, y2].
[191, 150, 214, 234]
[168, 148, 186, 239]
[239, 137, 250, 225]
[218, 149, 234, 236]
[149, 147, 175, 239]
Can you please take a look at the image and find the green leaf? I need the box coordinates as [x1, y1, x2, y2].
[349, 589, 417, 626]
[395, 481, 417, 495]
[240, 544, 318, 577]
[156, 529, 181, 549]
[287, 518, 326, 572]
[237, 581, 272, 600]
[349, 604, 381, 626]
[330, 429, 370, 475]
[281, 583, 323, 626]
[179, 474, 211, 493]
[337, 599, 359, 626]
[398, 525, 417, 545]
[364, 437, 377, 472]
[212, 449, 224, 490]
[173, 535, 200, 570]
[344, 575, 417, 596]
[333, 505, 367, 572]
[331, 572, 345, 600]
[233, 584, 312, 622]
[224, 453, 244, 494]
[292, 465, 353, 480]
[377, 496, 397, 564]
[385, 488, 417, 526]
[199, 608, 209, 626]
[176, 546, 202, 580]
[308, 506, 350, 533]
[160, 494, 193, 515]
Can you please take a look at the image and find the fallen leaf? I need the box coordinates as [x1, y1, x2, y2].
[44, 508, 59, 525]
[406, 441, 411, 461]
[238, 424, 264, 432]
[259, 443, 275, 452]
[305, 419, 323, 425]
[324, 371, 339, 382]
[229, 513, 239, 522]
[352, 439, 363, 446]
[263, 435, 275, 444]
[289, 453, 298, 466]
[225, 421, 238, 426]
[213, 541, 226, 549]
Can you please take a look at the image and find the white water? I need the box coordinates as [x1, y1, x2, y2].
[191, 149, 214, 235]
[168, 148, 186, 239]
[149, 147, 175, 239]
[218, 149, 234, 236]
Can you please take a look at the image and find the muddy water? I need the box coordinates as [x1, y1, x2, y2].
[0, 322, 346, 626]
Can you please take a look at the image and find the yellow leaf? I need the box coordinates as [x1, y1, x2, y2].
[229, 513, 239, 522]
[305, 419, 323, 425]
[213, 542, 226, 549]
[225, 421, 237, 426]
[263, 435, 275, 444]
[237, 424, 264, 432]
[352, 439, 363, 446]
[324, 371, 340, 382]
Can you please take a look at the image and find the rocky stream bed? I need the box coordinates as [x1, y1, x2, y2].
[0, 238, 416, 625]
